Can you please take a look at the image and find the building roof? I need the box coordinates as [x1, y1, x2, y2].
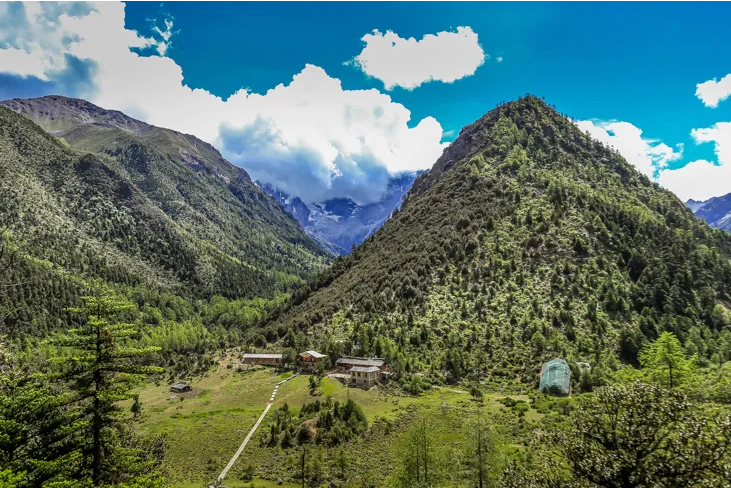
[243, 353, 283, 359]
[336, 357, 384, 368]
[171, 381, 189, 389]
[299, 350, 326, 359]
[349, 366, 381, 373]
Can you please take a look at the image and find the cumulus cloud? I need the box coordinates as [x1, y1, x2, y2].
[217, 66, 445, 203]
[0, 2, 447, 204]
[696, 74, 731, 108]
[349, 26, 485, 90]
[575, 120, 683, 178]
[0, 46, 51, 79]
[576, 118, 731, 202]
[658, 122, 731, 201]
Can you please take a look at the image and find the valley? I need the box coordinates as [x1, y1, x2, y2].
[5, 2, 731, 487]
[260, 173, 418, 255]
[0, 96, 328, 339]
[131, 356, 545, 487]
[2, 94, 731, 488]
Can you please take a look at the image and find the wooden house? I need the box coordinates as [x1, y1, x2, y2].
[242, 353, 283, 366]
[297, 350, 326, 372]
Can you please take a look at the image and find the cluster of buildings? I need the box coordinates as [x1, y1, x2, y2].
[334, 356, 392, 388]
[242, 350, 390, 389]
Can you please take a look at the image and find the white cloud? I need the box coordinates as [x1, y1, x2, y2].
[349, 26, 485, 90]
[496, 57, 503, 63]
[575, 120, 683, 178]
[0, 2, 447, 205]
[0, 45, 51, 79]
[0, 3, 164, 84]
[576, 118, 731, 201]
[150, 16, 175, 56]
[691, 123, 731, 165]
[696, 74, 731, 108]
[217, 65, 446, 203]
[657, 122, 731, 201]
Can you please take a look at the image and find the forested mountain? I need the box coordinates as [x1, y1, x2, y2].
[265, 95, 731, 385]
[260, 172, 419, 255]
[687, 193, 731, 231]
[0, 96, 328, 337]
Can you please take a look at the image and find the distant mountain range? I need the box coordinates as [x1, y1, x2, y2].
[687, 194, 731, 231]
[259, 172, 419, 255]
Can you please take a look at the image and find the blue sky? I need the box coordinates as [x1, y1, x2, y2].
[2, 2, 731, 202]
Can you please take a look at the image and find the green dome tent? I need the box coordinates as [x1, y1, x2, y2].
[539, 358, 571, 397]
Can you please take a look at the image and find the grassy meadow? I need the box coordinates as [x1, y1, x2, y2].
[130, 353, 573, 487]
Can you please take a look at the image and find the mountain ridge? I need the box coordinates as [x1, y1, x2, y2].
[686, 193, 731, 231]
[0, 96, 328, 336]
[263, 95, 731, 385]
[259, 172, 419, 255]
[1, 95, 251, 183]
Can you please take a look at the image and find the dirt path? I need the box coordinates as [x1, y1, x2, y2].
[217, 373, 298, 483]
[217, 402, 271, 482]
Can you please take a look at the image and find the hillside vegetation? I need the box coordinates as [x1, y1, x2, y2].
[0, 97, 327, 337]
[266, 95, 731, 387]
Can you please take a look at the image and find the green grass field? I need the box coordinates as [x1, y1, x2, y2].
[133, 357, 555, 487]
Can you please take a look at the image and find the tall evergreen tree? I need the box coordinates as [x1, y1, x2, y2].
[52, 284, 164, 487]
[392, 419, 446, 487]
[463, 415, 504, 488]
[639, 332, 695, 389]
[0, 342, 83, 487]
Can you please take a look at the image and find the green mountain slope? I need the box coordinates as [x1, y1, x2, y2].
[0, 97, 328, 336]
[265, 95, 731, 384]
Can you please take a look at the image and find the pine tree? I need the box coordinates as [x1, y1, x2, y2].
[639, 332, 695, 389]
[51, 283, 163, 487]
[1, 231, 85, 487]
[392, 419, 445, 487]
[334, 448, 349, 480]
[308, 376, 320, 396]
[463, 415, 505, 488]
[0, 342, 84, 487]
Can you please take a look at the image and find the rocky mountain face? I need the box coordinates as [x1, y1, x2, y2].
[259, 172, 419, 255]
[265, 96, 731, 385]
[0, 96, 328, 335]
[687, 194, 731, 231]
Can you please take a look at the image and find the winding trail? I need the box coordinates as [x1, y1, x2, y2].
[217, 373, 299, 483]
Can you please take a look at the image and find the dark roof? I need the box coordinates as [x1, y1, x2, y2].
[336, 357, 384, 367]
[349, 366, 381, 373]
[243, 353, 283, 359]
